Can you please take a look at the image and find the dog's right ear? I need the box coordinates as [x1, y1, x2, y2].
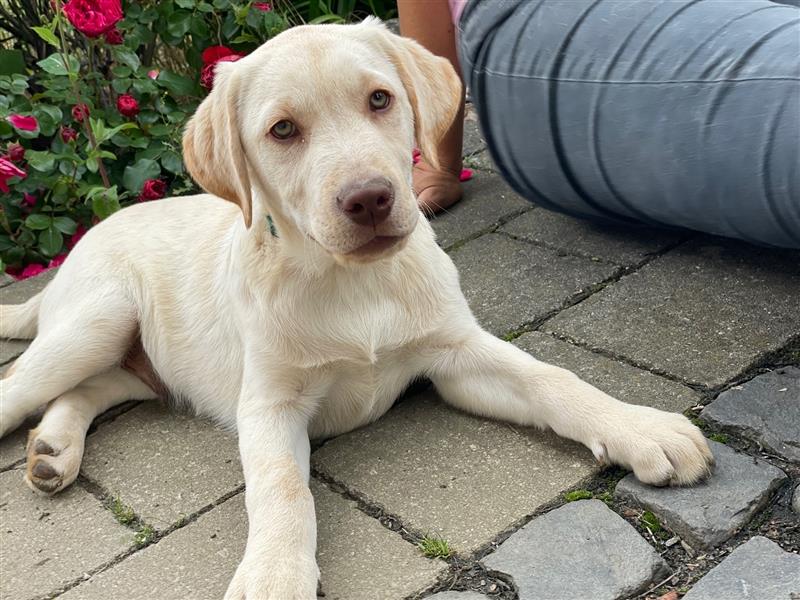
[183, 63, 253, 227]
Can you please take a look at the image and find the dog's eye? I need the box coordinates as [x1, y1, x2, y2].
[369, 90, 391, 111]
[270, 120, 297, 140]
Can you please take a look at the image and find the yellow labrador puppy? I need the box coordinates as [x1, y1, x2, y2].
[0, 19, 713, 599]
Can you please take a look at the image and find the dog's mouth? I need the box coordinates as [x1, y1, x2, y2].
[345, 235, 403, 258]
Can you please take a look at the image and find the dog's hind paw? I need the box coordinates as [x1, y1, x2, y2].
[24, 429, 83, 495]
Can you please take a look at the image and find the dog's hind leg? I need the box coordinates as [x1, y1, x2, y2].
[25, 367, 157, 495]
[1, 289, 137, 437]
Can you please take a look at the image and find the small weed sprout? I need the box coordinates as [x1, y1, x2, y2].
[708, 433, 729, 444]
[564, 489, 593, 502]
[108, 496, 136, 526]
[418, 536, 452, 559]
[134, 524, 155, 548]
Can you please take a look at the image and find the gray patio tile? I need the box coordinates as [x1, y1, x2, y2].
[682, 536, 800, 600]
[0, 270, 55, 366]
[79, 402, 242, 529]
[59, 481, 444, 600]
[312, 390, 595, 553]
[514, 332, 702, 414]
[483, 499, 669, 600]
[701, 366, 800, 462]
[545, 238, 800, 387]
[500, 208, 685, 266]
[615, 441, 787, 549]
[430, 172, 530, 250]
[0, 467, 131, 600]
[451, 233, 618, 336]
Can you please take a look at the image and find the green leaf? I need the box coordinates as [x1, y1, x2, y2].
[37, 53, 80, 76]
[161, 150, 183, 174]
[39, 225, 64, 257]
[157, 70, 196, 96]
[86, 155, 98, 173]
[111, 65, 132, 78]
[147, 124, 172, 137]
[32, 26, 60, 48]
[52, 216, 78, 235]
[91, 188, 121, 220]
[25, 214, 52, 230]
[166, 10, 192, 37]
[25, 150, 55, 172]
[230, 33, 257, 44]
[122, 158, 160, 193]
[0, 50, 26, 76]
[175, 0, 196, 7]
[113, 47, 141, 72]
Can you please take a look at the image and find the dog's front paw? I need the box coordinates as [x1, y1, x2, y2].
[224, 554, 319, 600]
[592, 405, 714, 486]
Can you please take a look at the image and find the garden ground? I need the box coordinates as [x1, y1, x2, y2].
[1, 109, 799, 600]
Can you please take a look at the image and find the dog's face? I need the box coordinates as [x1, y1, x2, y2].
[183, 19, 462, 262]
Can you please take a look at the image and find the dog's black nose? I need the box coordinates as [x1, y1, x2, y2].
[337, 178, 394, 226]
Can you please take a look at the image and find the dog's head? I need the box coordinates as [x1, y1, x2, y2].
[183, 19, 462, 262]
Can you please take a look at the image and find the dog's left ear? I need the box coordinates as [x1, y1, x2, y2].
[183, 63, 253, 227]
[361, 19, 463, 170]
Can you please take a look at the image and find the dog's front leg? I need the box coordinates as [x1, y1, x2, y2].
[426, 327, 714, 486]
[225, 364, 318, 600]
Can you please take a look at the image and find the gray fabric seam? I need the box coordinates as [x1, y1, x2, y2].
[471, 69, 800, 85]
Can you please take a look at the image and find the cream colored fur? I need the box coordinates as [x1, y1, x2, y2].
[0, 19, 713, 599]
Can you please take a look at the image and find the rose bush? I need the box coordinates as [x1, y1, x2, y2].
[0, 0, 396, 278]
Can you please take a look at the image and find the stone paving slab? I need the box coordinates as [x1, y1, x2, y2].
[0, 467, 132, 600]
[462, 112, 486, 157]
[545, 238, 800, 388]
[682, 536, 800, 600]
[463, 149, 498, 173]
[483, 499, 669, 600]
[80, 402, 242, 529]
[0, 271, 55, 365]
[313, 390, 595, 553]
[514, 332, 702, 414]
[60, 481, 444, 600]
[429, 172, 530, 250]
[428, 593, 489, 599]
[500, 209, 685, 267]
[615, 441, 787, 549]
[451, 233, 618, 336]
[0, 426, 28, 470]
[701, 366, 800, 462]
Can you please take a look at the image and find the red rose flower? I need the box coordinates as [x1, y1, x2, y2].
[7, 142, 25, 162]
[68, 224, 87, 249]
[48, 253, 68, 269]
[0, 156, 26, 193]
[116, 94, 139, 118]
[253, 2, 272, 11]
[7, 114, 39, 132]
[139, 178, 166, 201]
[62, 0, 123, 38]
[200, 55, 243, 90]
[200, 45, 246, 90]
[61, 126, 78, 143]
[104, 26, 124, 45]
[19, 262, 46, 279]
[72, 103, 90, 122]
[22, 193, 38, 208]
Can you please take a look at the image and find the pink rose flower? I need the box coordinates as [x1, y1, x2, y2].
[7, 114, 39, 132]
[7, 142, 25, 162]
[72, 103, 90, 122]
[147, 69, 159, 80]
[62, 0, 123, 38]
[459, 168, 473, 182]
[0, 156, 26, 193]
[116, 94, 139, 118]
[61, 126, 78, 143]
[253, 2, 272, 11]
